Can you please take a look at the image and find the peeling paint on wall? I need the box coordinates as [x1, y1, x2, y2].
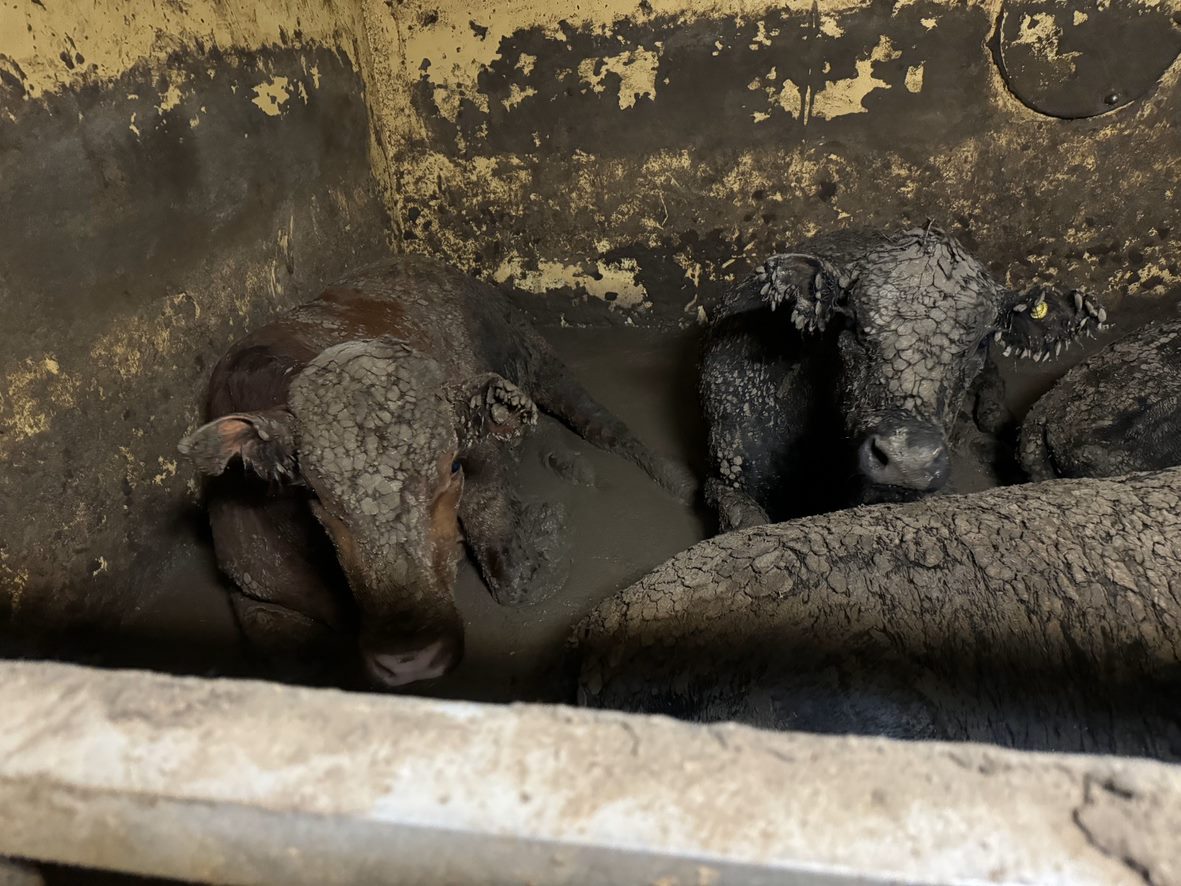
[1011, 13, 1072, 55]
[87, 293, 202, 384]
[0, 355, 81, 445]
[152, 457, 179, 486]
[811, 34, 899, 120]
[578, 48, 660, 110]
[354, 0, 1181, 329]
[0, 550, 29, 615]
[252, 76, 293, 116]
[494, 255, 649, 308]
[905, 63, 925, 93]
[0, 0, 361, 100]
[157, 82, 185, 114]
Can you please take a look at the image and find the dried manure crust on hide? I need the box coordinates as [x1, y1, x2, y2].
[1021, 316, 1181, 481]
[290, 341, 455, 559]
[575, 468, 1181, 760]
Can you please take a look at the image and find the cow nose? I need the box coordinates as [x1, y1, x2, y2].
[364, 633, 462, 688]
[858, 418, 950, 491]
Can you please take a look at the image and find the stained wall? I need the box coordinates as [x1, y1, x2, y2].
[361, 0, 1181, 325]
[0, 1, 389, 648]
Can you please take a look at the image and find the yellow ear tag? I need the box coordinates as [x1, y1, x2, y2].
[1030, 300, 1049, 320]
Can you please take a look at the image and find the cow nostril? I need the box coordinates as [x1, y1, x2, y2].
[859, 422, 948, 491]
[869, 439, 890, 468]
[364, 635, 462, 688]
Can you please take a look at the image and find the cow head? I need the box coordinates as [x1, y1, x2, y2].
[179, 338, 537, 687]
[734, 229, 1104, 501]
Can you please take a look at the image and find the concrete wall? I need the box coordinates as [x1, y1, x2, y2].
[362, 0, 1181, 324]
[0, 1, 390, 648]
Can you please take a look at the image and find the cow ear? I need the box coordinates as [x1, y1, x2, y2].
[995, 286, 1107, 363]
[721, 252, 850, 332]
[178, 409, 297, 482]
[450, 374, 538, 449]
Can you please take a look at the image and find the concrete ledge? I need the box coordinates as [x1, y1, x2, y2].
[0, 662, 1177, 885]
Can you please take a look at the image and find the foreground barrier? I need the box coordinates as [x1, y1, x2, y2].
[0, 662, 1175, 885]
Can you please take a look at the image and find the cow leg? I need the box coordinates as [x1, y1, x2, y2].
[701, 334, 809, 528]
[971, 359, 1013, 436]
[958, 359, 1021, 485]
[458, 440, 569, 606]
[535, 422, 597, 488]
[705, 479, 770, 532]
[702, 396, 783, 532]
[208, 482, 354, 681]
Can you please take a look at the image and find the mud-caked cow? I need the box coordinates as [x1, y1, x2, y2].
[179, 256, 691, 688]
[701, 226, 1106, 529]
[1021, 315, 1181, 480]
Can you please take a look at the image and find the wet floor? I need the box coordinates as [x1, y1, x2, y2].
[409, 325, 711, 703]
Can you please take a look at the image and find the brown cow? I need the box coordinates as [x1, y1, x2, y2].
[180, 255, 691, 688]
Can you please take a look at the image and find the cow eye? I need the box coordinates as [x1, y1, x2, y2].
[451, 459, 462, 475]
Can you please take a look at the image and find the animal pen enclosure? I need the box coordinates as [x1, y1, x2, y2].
[1, 0, 1180, 882]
